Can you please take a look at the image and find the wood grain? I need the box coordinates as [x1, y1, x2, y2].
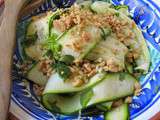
[0, 1, 45, 120]
[8, 113, 19, 120]
[0, 0, 27, 120]
[19, 0, 45, 19]
[0, 1, 4, 25]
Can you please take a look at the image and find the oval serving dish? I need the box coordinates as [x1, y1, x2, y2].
[10, 0, 160, 120]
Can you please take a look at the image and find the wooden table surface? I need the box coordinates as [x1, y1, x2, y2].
[8, 113, 18, 120]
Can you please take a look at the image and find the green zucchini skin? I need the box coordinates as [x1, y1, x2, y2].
[42, 73, 136, 114]
[96, 102, 113, 111]
[104, 104, 129, 120]
[43, 72, 106, 94]
[48, 11, 61, 36]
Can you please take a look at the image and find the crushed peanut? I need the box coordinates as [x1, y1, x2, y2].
[68, 60, 97, 87]
[125, 96, 132, 103]
[53, 5, 132, 42]
[134, 81, 141, 90]
[39, 57, 54, 77]
[134, 81, 142, 96]
[134, 89, 142, 96]
[71, 78, 84, 87]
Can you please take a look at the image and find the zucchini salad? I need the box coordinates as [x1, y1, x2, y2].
[19, 1, 150, 119]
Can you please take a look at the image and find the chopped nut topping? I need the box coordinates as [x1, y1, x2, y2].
[83, 63, 92, 73]
[134, 89, 142, 96]
[81, 31, 91, 42]
[127, 50, 140, 63]
[72, 42, 82, 51]
[53, 5, 133, 43]
[125, 96, 132, 103]
[71, 78, 84, 87]
[39, 57, 54, 77]
[106, 58, 122, 72]
[134, 81, 142, 96]
[87, 69, 96, 77]
[69, 60, 97, 87]
[134, 81, 141, 90]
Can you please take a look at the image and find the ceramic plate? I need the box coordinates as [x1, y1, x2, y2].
[11, 0, 160, 119]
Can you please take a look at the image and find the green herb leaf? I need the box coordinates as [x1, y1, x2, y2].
[115, 12, 120, 17]
[54, 62, 71, 80]
[48, 10, 61, 36]
[101, 27, 111, 40]
[113, 5, 128, 10]
[119, 72, 125, 81]
[45, 33, 61, 59]
[24, 33, 38, 47]
[80, 89, 94, 107]
[59, 55, 75, 65]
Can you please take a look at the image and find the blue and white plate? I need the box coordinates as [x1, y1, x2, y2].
[11, 0, 160, 120]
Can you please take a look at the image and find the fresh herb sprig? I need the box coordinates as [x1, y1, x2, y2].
[24, 33, 38, 47]
[45, 33, 61, 60]
[53, 62, 71, 80]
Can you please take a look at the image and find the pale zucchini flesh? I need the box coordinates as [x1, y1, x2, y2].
[26, 15, 49, 42]
[78, 0, 92, 9]
[91, 1, 111, 14]
[86, 73, 136, 106]
[24, 43, 44, 60]
[27, 63, 48, 86]
[24, 15, 49, 60]
[91, 1, 150, 73]
[58, 25, 103, 61]
[24, 13, 61, 61]
[87, 35, 128, 70]
[104, 104, 129, 120]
